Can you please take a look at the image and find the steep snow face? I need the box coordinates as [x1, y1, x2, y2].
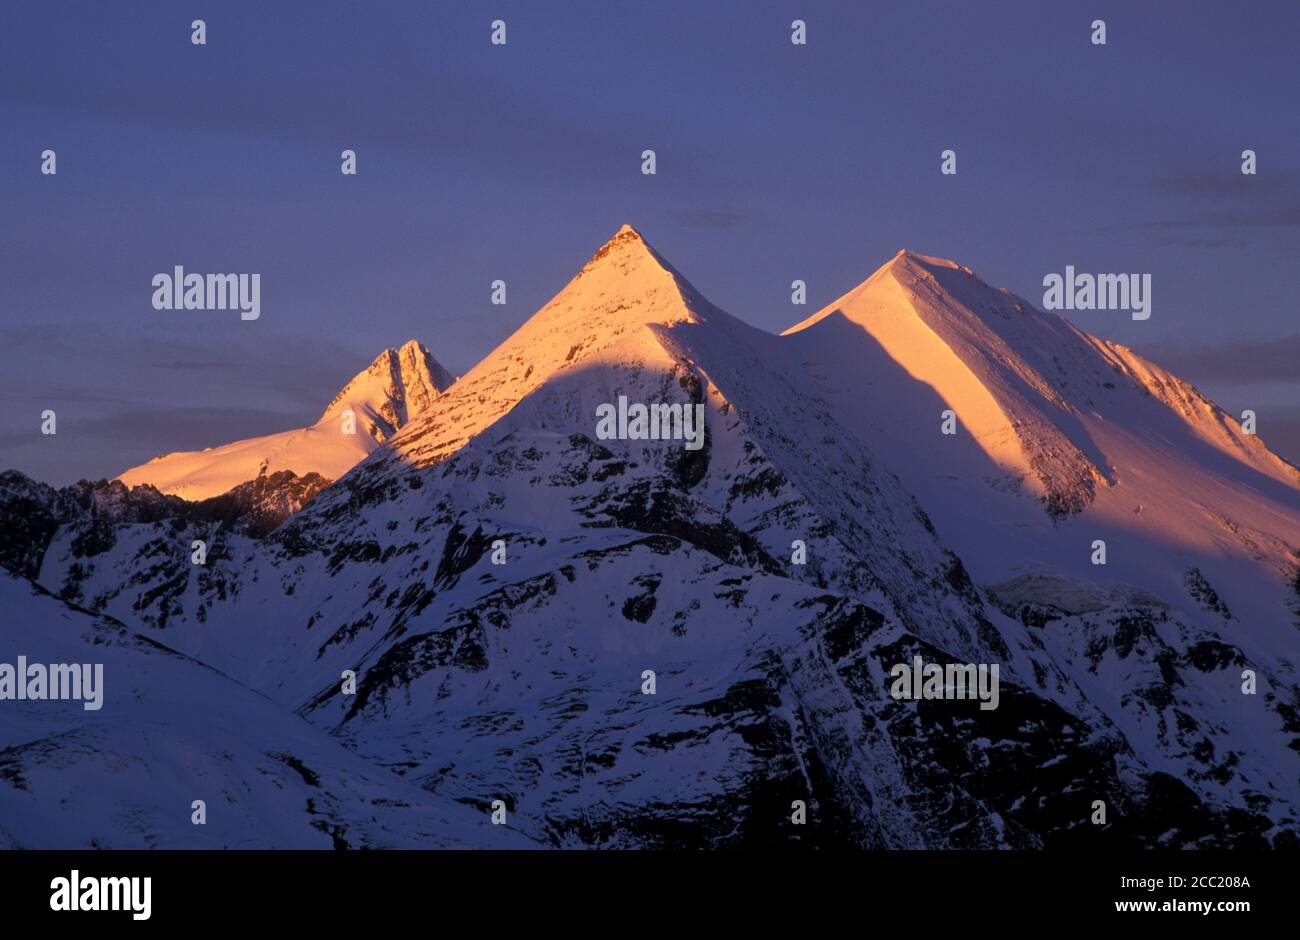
[115, 340, 453, 500]
[0, 573, 535, 849]
[787, 252, 1052, 499]
[783, 250, 1300, 654]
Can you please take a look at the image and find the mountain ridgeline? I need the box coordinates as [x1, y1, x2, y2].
[2, 226, 1297, 849]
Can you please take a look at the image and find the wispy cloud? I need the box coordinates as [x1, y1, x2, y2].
[0, 324, 376, 485]
[1138, 335, 1300, 384]
[1101, 164, 1300, 247]
[1154, 172, 1286, 198]
[1152, 202, 1300, 230]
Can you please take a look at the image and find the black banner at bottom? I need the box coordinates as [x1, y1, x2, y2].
[0, 850, 1284, 926]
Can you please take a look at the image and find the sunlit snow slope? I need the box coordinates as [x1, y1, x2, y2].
[115, 340, 453, 499]
[783, 250, 1300, 651]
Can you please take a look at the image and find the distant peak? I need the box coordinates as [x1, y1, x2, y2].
[320, 340, 453, 425]
[889, 249, 964, 272]
[360, 341, 450, 389]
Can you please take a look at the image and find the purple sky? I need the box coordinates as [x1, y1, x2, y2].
[3, 0, 1298, 484]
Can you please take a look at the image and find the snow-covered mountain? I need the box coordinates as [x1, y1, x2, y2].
[783, 250, 1300, 616]
[115, 340, 454, 500]
[2, 227, 1297, 849]
[782, 248, 1300, 645]
[780, 250, 1300, 835]
[0, 572, 534, 849]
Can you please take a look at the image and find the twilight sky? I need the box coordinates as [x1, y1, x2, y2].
[2, 0, 1298, 485]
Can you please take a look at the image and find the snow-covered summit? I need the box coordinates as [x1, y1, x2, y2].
[115, 340, 453, 500]
[783, 247, 1300, 650]
[355, 225, 737, 470]
[319, 339, 453, 430]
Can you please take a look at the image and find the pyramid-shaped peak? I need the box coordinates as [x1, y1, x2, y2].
[409, 225, 728, 430]
[578, 223, 661, 274]
[360, 225, 738, 473]
[837, 249, 991, 309]
[555, 223, 723, 328]
[783, 248, 1020, 339]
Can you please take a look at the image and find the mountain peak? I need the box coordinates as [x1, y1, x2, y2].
[320, 340, 453, 427]
[784, 249, 995, 339]
[534, 224, 713, 332]
[116, 341, 454, 499]
[781, 248, 1096, 512]
[887, 248, 964, 273]
[360, 226, 731, 470]
[577, 223, 659, 275]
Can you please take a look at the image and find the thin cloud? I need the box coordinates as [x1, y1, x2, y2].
[1138, 335, 1300, 384]
[1154, 172, 1285, 198]
[1104, 165, 1300, 245]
